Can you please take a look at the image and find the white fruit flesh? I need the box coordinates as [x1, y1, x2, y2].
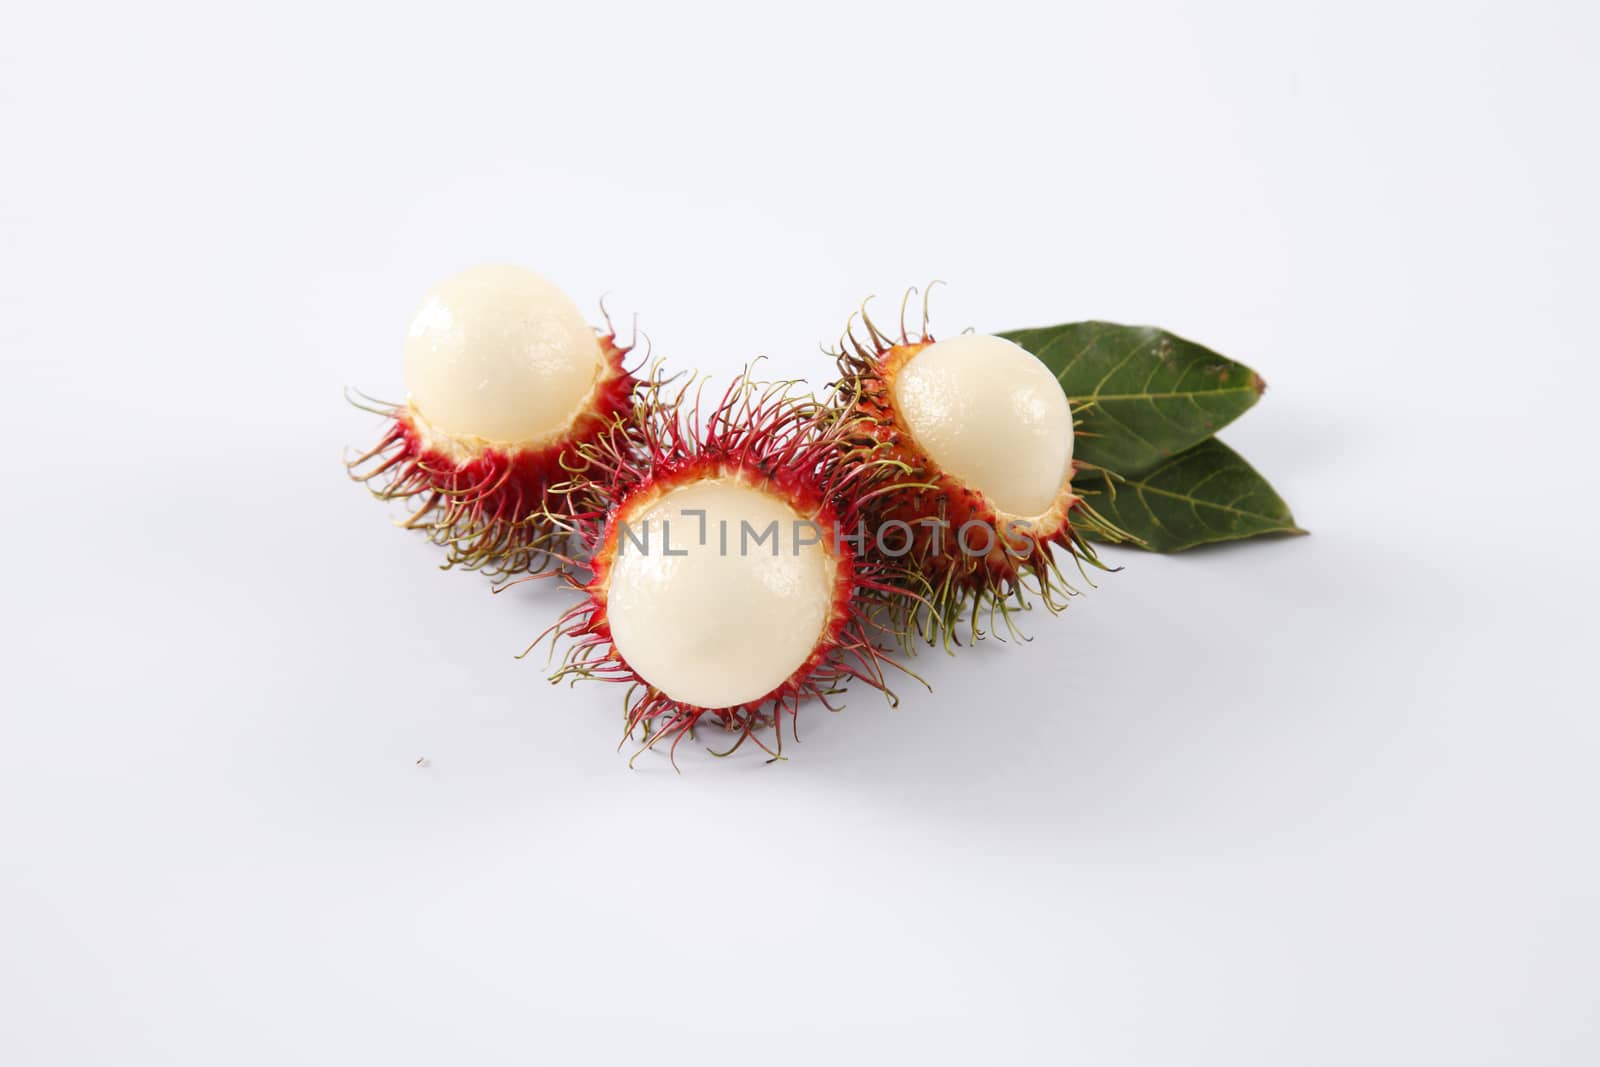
[891, 333, 1074, 517]
[403, 264, 603, 445]
[604, 478, 838, 709]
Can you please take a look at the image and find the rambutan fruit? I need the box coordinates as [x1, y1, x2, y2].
[832, 296, 1124, 647]
[346, 264, 637, 575]
[527, 372, 921, 764]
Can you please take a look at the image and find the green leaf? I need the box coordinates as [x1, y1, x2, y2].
[1000, 321, 1265, 476]
[1075, 438, 1304, 553]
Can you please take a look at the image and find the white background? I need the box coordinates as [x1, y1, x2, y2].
[3, 1, 1597, 1063]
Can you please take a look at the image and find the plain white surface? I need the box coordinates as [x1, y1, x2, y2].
[3, 2, 1597, 1064]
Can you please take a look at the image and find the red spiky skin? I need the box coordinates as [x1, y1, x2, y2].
[348, 334, 637, 574]
[836, 329, 1115, 642]
[532, 375, 918, 764]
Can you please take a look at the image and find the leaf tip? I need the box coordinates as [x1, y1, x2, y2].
[1251, 372, 1268, 397]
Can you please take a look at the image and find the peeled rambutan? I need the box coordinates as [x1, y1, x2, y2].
[526, 372, 921, 764]
[832, 296, 1123, 646]
[346, 264, 637, 575]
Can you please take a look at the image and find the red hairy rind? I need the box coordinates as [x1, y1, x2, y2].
[347, 334, 638, 576]
[830, 298, 1125, 649]
[529, 370, 924, 766]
